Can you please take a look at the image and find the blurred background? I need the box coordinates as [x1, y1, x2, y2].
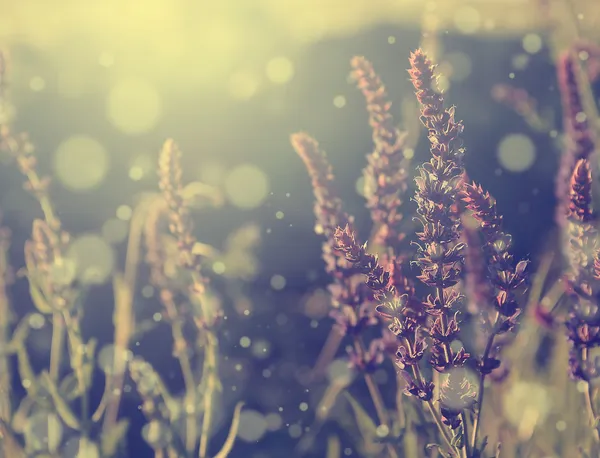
[0, 0, 596, 456]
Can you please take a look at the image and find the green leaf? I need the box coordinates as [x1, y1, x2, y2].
[213, 402, 245, 458]
[426, 443, 453, 458]
[451, 430, 464, 448]
[59, 373, 80, 400]
[8, 315, 32, 353]
[27, 277, 53, 314]
[16, 348, 37, 397]
[39, 371, 81, 430]
[343, 392, 378, 445]
[0, 419, 26, 458]
[101, 419, 129, 457]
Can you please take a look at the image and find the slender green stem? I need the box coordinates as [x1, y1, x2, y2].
[582, 348, 600, 442]
[0, 242, 12, 422]
[471, 315, 500, 451]
[91, 374, 112, 422]
[354, 339, 389, 426]
[198, 329, 219, 458]
[585, 384, 599, 442]
[353, 338, 398, 458]
[163, 293, 197, 453]
[104, 198, 149, 433]
[461, 411, 470, 458]
[412, 364, 457, 456]
[62, 312, 89, 433]
[49, 312, 64, 381]
[194, 272, 220, 458]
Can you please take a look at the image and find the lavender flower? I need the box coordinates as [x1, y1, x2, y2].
[291, 132, 373, 331]
[461, 184, 528, 322]
[563, 159, 600, 381]
[408, 49, 469, 375]
[334, 224, 433, 400]
[555, 51, 596, 228]
[351, 56, 410, 250]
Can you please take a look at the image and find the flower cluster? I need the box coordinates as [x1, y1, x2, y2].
[555, 50, 596, 228]
[290, 133, 373, 327]
[351, 56, 410, 250]
[407, 51, 471, 383]
[563, 158, 600, 381]
[298, 49, 529, 457]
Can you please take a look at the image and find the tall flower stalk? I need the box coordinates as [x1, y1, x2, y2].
[562, 158, 600, 440]
[158, 139, 222, 458]
[351, 56, 411, 252]
[555, 51, 596, 229]
[291, 133, 398, 458]
[305, 49, 529, 458]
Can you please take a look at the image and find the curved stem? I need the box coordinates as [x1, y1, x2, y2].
[353, 338, 398, 458]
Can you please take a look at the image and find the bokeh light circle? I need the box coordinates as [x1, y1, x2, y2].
[66, 234, 115, 284]
[497, 133, 536, 172]
[224, 164, 270, 209]
[237, 410, 268, 442]
[107, 78, 161, 134]
[54, 135, 109, 191]
[266, 57, 295, 84]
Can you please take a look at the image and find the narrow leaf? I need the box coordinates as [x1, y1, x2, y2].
[213, 402, 244, 458]
[26, 277, 53, 314]
[40, 371, 81, 430]
[343, 392, 378, 443]
[326, 435, 341, 458]
[101, 419, 129, 457]
[0, 419, 26, 458]
[16, 348, 37, 397]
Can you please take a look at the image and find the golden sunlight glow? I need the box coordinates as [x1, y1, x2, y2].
[453, 6, 482, 35]
[522, 33, 543, 54]
[2, 0, 598, 102]
[57, 69, 86, 98]
[54, 135, 110, 191]
[266, 57, 295, 85]
[228, 71, 261, 100]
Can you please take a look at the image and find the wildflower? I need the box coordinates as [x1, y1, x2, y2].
[330, 302, 378, 337]
[351, 56, 410, 250]
[563, 159, 600, 381]
[348, 338, 385, 373]
[158, 139, 202, 275]
[291, 133, 373, 329]
[334, 224, 428, 388]
[408, 49, 469, 375]
[461, 183, 528, 323]
[555, 51, 596, 228]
